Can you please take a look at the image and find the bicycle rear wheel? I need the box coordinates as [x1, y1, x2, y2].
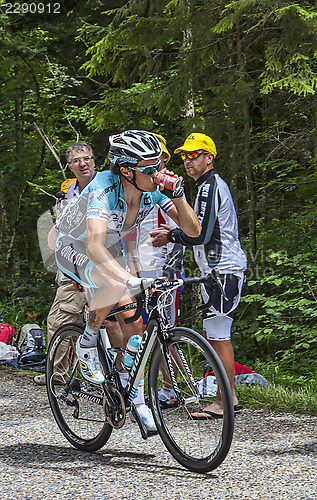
[46, 323, 112, 452]
[148, 327, 234, 473]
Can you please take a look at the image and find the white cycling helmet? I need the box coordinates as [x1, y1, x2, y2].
[108, 130, 162, 167]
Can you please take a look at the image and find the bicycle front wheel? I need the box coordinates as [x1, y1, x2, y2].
[148, 327, 234, 473]
[46, 323, 112, 452]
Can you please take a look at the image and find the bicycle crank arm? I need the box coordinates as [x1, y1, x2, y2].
[101, 383, 120, 407]
[130, 403, 148, 440]
[130, 402, 158, 439]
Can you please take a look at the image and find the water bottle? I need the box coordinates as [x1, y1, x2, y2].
[122, 335, 142, 371]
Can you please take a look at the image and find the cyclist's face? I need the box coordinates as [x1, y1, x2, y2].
[134, 158, 160, 191]
[68, 148, 96, 184]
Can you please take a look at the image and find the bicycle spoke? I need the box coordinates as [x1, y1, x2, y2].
[148, 327, 234, 473]
[46, 324, 112, 451]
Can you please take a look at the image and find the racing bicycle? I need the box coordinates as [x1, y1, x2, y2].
[46, 271, 234, 473]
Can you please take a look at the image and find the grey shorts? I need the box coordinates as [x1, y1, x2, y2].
[55, 236, 96, 288]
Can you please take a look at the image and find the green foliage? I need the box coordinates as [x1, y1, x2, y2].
[234, 250, 317, 382]
[236, 382, 317, 414]
[0, 0, 114, 324]
[0, 268, 56, 334]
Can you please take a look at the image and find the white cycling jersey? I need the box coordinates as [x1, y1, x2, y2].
[137, 206, 178, 272]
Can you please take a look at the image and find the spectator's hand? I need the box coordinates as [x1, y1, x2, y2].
[150, 224, 173, 247]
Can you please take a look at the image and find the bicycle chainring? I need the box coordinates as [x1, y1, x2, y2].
[103, 386, 126, 429]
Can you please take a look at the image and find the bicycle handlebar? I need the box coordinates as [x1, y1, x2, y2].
[124, 269, 224, 324]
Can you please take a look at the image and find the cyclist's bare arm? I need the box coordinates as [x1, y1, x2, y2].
[48, 226, 58, 250]
[86, 218, 132, 285]
[166, 199, 200, 238]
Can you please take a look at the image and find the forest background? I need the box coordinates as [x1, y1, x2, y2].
[0, 0, 316, 391]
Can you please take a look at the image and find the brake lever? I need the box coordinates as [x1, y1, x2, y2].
[154, 277, 181, 292]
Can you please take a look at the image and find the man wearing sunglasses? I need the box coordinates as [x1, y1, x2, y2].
[54, 130, 200, 431]
[151, 132, 247, 418]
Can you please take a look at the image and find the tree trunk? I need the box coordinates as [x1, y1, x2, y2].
[236, 24, 259, 339]
[236, 25, 257, 276]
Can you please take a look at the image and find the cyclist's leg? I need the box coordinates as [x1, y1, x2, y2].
[103, 317, 124, 362]
[114, 292, 144, 343]
[75, 273, 128, 383]
[79, 268, 128, 340]
[114, 294, 157, 432]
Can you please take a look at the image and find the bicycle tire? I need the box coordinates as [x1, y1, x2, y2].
[46, 323, 112, 452]
[148, 327, 234, 473]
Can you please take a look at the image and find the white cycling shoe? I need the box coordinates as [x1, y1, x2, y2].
[76, 338, 105, 384]
[130, 404, 157, 433]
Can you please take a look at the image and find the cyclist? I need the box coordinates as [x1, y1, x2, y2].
[151, 132, 247, 418]
[35, 143, 124, 386]
[54, 130, 201, 429]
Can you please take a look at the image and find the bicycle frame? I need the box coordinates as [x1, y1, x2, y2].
[55, 272, 221, 432]
[94, 284, 182, 422]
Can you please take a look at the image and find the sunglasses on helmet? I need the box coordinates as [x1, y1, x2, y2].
[180, 150, 207, 161]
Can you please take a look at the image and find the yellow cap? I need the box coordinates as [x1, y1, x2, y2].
[174, 133, 217, 157]
[154, 133, 171, 163]
[60, 178, 77, 193]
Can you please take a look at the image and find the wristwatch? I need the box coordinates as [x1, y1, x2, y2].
[167, 229, 178, 243]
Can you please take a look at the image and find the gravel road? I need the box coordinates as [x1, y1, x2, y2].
[0, 367, 316, 500]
